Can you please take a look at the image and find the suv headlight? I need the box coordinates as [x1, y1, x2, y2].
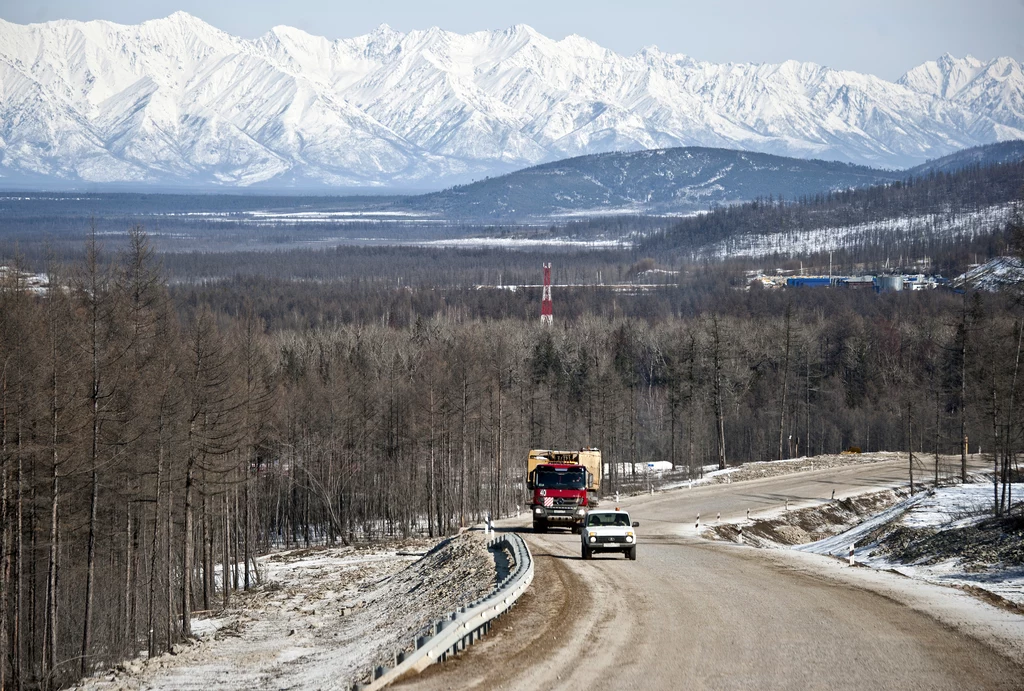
[589, 536, 597, 543]
[626, 535, 634, 543]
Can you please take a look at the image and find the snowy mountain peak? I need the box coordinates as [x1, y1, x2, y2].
[1, 15, 1023, 189]
[139, 10, 228, 39]
[369, 23, 399, 39]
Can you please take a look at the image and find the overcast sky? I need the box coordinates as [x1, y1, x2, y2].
[2, 0, 1022, 80]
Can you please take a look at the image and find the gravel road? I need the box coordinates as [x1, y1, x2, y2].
[398, 456, 1024, 690]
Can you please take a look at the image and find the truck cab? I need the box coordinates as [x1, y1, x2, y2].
[581, 509, 639, 560]
[528, 463, 590, 532]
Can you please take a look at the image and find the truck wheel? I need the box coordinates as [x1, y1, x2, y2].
[533, 521, 547, 533]
[582, 545, 592, 560]
[571, 525, 580, 534]
[627, 546, 637, 561]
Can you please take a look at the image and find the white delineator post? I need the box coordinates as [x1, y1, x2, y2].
[695, 513, 700, 530]
[541, 263, 553, 324]
[848, 544, 855, 566]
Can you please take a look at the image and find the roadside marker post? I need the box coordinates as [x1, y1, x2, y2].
[738, 526, 743, 544]
[831, 489, 835, 501]
[848, 544, 855, 566]
[746, 508, 750, 521]
[695, 513, 700, 530]
[716, 512, 720, 522]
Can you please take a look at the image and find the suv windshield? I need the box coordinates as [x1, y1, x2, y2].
[586, 513, 631, 527]
[534, 469, 586, 490]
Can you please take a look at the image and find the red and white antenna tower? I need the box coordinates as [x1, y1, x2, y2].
[541, 263, 553, 324]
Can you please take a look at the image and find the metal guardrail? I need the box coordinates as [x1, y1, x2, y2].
[355, 532, 534, 691]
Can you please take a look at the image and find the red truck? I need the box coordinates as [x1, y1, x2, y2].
[527, 449, 601, 533]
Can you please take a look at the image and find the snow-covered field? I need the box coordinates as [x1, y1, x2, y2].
[796, 482, 1024, 606]
[76, 534, 496, 690]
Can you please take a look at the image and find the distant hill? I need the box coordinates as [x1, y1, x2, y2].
[641, 155, 1024, 259]
[399, 147, 905, 219]
[909, 140, 1024, 176]
[397, 142, 1024, 220]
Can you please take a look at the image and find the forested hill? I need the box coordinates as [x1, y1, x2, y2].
[908, 140, 1024, 176]
[399, 147, 902, 219]
[397, 141, 1024, 220]
[641, 157, 1024, 255]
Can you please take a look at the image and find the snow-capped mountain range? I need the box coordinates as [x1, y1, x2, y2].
[1, 12, 1023, 188]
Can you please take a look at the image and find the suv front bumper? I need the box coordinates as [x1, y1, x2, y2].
[582, 534, 636, 551]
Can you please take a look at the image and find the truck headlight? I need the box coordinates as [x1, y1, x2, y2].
[534, 507, 544, 515]
[576, 507, 585, 516]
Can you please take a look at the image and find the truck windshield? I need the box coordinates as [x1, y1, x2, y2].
[534, 469, 586, 490]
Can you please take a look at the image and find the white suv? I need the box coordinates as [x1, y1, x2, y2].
[581, 509, 639, 560]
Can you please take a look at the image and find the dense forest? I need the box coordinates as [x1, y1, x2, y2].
[2, 222, 1024, 688]
[643, 160, 1024, 255]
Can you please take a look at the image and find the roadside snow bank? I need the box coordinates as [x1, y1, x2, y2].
[705, 488, 910, 548]
[77, 534, 496, 690]
[707, 479, 1024, 608]
[795, 483, 1024, 607]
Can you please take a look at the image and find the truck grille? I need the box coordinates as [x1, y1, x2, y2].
[541, 496, 580, 508]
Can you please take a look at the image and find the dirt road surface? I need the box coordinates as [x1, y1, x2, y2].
[398, 456, 1024, 690]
